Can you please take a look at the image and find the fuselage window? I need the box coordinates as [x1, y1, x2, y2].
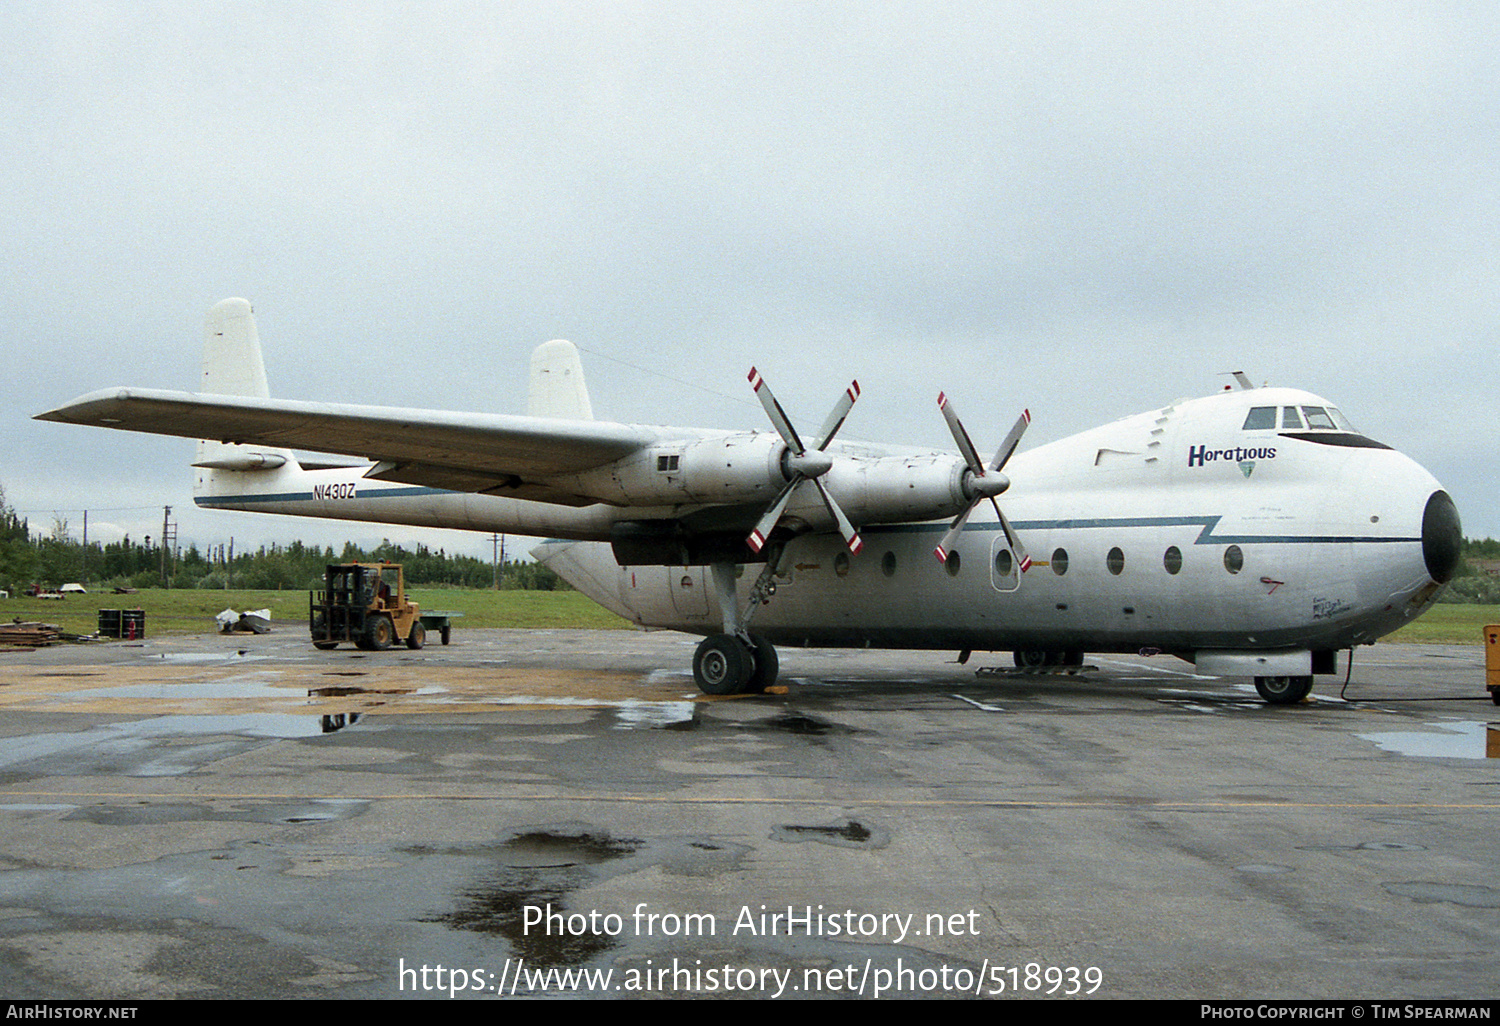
[1242, 407, 1276, 430]
[1164, 545, 1182, 575]
[945, 550, 962, 577]
[1107, 547, 1124, 575]
[882, 551, 897, 578]
[994, 548, 1013, 577]
[655, 453, 680, 472]
[1281, 407, 1303, 429]
[1224, 545, 1244, 574]
[1051, 548, 1069, 575]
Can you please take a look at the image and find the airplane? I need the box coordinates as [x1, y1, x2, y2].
[36, 298, 1462, 704]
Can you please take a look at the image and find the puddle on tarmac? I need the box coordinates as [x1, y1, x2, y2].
[1384, 881, 1500, 907]
[417, 829, 642, 967]
[613, 700, 697, 730]
[64, 797, 368, 826]
[1358, 721, 1500, 760]
[0, 713, 367, 769]
[151, 652, 275, 665]
[771, 819, 888, 849]
[753, 712, 845, 736]
[64, 674, 297, 701]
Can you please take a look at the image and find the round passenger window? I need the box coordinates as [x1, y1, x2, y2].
[882, 551, 897, 578]
[1051, 548, 1069, 576]
[945, 550, 962, 577]
[1164, 546, 1182, 575]
[995, 548, 1013, 577]
[1224, 545, 1244, 574]
[1107, 547, 1124, 575]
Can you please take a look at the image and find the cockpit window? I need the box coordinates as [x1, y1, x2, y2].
[1301, 406, 1336, 430]
[1281, 407, 1302, 429]
[1327, 407, 1357, 432]
[1242, 407, 1276, 430]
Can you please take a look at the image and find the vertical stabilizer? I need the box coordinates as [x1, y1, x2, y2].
[194, 299, 299, 484]
[201, 298, 269, 398]
[528, 340, 594, 420]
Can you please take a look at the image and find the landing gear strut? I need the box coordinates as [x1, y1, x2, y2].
[692, 554, 785, 695]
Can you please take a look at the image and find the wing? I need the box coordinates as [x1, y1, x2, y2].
[35, 387, 660, 502]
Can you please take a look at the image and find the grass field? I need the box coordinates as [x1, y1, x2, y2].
[0, 587, 632, 637]
[1, 588, 1493, 647]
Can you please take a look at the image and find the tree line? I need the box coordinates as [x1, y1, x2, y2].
[0, 488, 562, 593]
[6, 485, 1500, 602]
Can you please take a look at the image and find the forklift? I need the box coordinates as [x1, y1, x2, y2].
[310, 563, 424, 650]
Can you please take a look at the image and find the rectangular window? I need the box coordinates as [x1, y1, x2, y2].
[1242, 407, 1276, 430]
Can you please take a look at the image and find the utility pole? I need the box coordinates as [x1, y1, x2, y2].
[491, 533, 507, 590]
[160, 506, 176, 587]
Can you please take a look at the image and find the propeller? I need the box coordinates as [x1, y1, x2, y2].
[746, 368, 864, 555]
[934, 393, 1032, 571]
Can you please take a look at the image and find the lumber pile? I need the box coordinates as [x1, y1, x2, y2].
[0, 621, 61, 646]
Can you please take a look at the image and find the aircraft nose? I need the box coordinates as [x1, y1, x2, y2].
[1421, 490, 1462, 584]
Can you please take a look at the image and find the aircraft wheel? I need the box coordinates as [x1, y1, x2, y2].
[365, 616, 394, 651]
[406, 622, 426, 650]
[313, 641, 339, 651]
[1013, 647, 1059, 669]
[1254, 675, 1313, 705]
[745, 634, 780, 692]
[694, 634, 753, 695]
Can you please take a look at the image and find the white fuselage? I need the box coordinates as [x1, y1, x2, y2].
[196, 385, 1455, 661]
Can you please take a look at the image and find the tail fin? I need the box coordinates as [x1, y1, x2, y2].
[193, 299, 298, 482]
[528, 340, 594, 420]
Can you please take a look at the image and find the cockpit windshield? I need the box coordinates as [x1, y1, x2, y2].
[1242, 405, 1358, 433]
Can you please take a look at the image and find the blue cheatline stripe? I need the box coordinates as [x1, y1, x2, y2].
[863, 515, 1420, 546]
[195, 485, 457, 507]
[196, 495, 1420, 547]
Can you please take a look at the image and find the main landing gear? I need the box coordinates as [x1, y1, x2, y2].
[1253, 675, 1314, 705]
[692, 557, 783, 696]
[693, 633, 779, 695]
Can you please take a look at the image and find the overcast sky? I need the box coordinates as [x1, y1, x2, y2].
[5, 1, 1497, 561]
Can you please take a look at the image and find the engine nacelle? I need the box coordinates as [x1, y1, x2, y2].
[813, 453, 971, 527]
[558, 432, 973, 529]
[558, 432, 786, 507]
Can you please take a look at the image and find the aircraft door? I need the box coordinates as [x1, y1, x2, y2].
[990, 535, 1020, 592]
[667, 567, 712, 620]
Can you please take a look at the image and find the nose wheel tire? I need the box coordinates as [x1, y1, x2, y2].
[1254, 675, 1313, 704]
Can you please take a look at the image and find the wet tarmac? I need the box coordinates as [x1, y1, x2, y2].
[0, 629, 1496, 999]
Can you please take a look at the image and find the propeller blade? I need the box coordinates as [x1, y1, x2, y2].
[937, 392, 985, 471]
[811, 478, 864, 554]
[933, 501, 976, 563]
[816, 380, 861, 450]
[988, 408, 1031, 473]
[748, 367, 805, 455]
[935, 395, 1034, 569]
[747, 478, 800, 554]
[994, 502, 1032, 573]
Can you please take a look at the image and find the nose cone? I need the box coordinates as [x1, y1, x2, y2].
[1422, 490, 1462, 584]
